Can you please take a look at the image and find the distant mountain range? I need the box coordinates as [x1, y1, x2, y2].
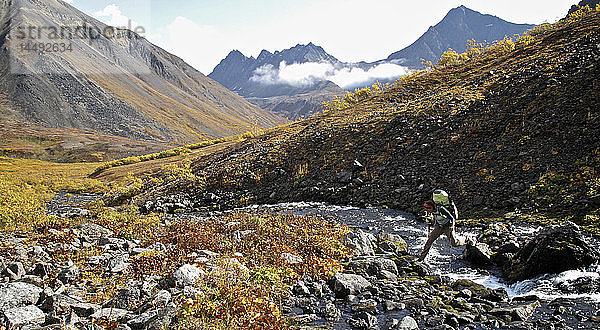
[210, 43, 341, 99]
[209, 43, 347, 120]
[0, 0, 286, 145]
[210, 5, 535, 120]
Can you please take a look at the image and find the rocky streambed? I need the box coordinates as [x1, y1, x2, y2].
[242, 203, 600, 329]
[1, 196, 599, 329]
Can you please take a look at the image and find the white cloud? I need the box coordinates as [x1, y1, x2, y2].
[62, 0, 73, 4]
[251, 61, 410, 89]
[160, 16, 231, 74]
[94, 4, 138, 29]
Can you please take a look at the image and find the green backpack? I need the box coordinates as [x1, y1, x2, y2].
[432, 189, 459, 225]
[433, 189, 450, 207]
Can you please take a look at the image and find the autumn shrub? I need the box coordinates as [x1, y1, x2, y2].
[322, 82, 391, 112]
[0, 157, 106, 230]
[94, 147, 192, 173]
[89, 202, 162, 243]
[157, 212, 349, 328]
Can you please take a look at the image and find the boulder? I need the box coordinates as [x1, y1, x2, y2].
[172, 264, 204, 288]
[0, 282, 43, 311]
[490, 301, 540, 321]
[505, 222, 600, 281]
[79, 223, 114, 238]
[464, 242, 493, 266]
[3, 262, 25, 281]
[1, 305, 45, 328]
[344, 229, 377, 256]
[329, 273, 371, 298]
[396, 315, 419, 330]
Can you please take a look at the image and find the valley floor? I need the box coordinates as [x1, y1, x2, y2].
[1, 157, 600, 329]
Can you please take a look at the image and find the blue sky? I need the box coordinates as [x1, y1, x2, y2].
[64, 0, 579, 74]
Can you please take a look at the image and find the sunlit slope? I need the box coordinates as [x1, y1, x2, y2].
[0, 0, 287, 144]
[101, 9, 599, 221]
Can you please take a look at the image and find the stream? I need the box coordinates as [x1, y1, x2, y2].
[48, 194, 600, 327]
[238, 202, 600, 304]
[48, 194, 600, 303]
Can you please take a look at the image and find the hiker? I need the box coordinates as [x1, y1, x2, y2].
[418, 189, 467, 262]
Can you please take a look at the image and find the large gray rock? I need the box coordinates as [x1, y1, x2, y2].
[490, 301, 540, 321]
[329, 273, 371, 298]
[505, 222, 600, 281]
[396, 315, 419, 330]
[172, 264, 204, 288]
[1, 305, 45, 328]
[79, 223, 114, 238]
[0, 282, 43, 311]
[344, 229, 377, 256]
[464, 242, 493, 266]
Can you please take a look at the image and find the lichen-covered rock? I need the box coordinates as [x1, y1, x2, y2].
[344, 229, 377, 256]
[172, 264, 204, 288]
[1, 305, 45, 328]
[0, 282, 43, 311]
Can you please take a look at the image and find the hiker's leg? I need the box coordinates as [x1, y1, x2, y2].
[444, 226, 466, 247]
[419, 226, 443, 261]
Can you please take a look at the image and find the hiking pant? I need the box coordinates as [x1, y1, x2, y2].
[419, 224, 466, 261]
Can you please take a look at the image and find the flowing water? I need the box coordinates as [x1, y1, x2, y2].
[241, 202, 600, 303]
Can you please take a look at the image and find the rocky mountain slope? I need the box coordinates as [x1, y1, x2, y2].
[0, 0, 286, 144]
[386, 6, 535, 68]
[104, 9, 600, 224]
[569, 0, 600, 15]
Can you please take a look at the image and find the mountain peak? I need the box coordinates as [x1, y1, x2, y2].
[447, 5, 478, 16]
[258, 49, 272, 60]
[386, 5, 535, 67]
[225, 50, 247, 60]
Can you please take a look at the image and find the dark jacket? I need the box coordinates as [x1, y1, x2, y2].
[434, 201, 458, 227]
